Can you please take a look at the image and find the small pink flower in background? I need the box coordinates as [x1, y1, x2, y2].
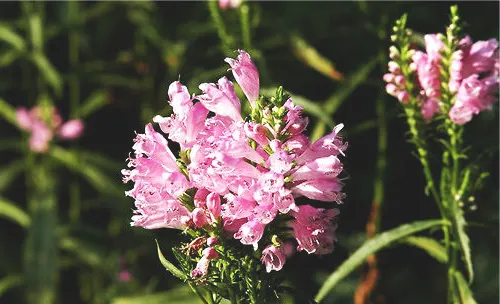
[15, 106, 84, 152]
[225, 50, 260, 106]
[219, 0, 242, 10]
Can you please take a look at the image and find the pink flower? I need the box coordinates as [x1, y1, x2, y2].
[225, 50, 260, 106]
[15, 106, 83, 152]
[296, 124, 347, 164]
[291, 205, 339, 254]
[449, 74, 498, 124]
[58, 119, 84, 139]
[261, 244, 286, 272]
[219, 0, 241, 10]
[198, 78, 243, 122]
[191, 247, 218, 278]
[234, 220, 266, 250]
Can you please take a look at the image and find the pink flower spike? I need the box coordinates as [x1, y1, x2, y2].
[225, 50, 260, 106]
[261, 245, 286, 272]
[16, 107, 33, 131]
[58, 119, 84, 139]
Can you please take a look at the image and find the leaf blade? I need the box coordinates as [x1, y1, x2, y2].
[156, 240, 187, 281]
[401, 236, 448, 263]
[315, 219, 445, 303]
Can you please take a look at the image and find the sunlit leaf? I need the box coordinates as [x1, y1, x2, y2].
[315, 219, 446, 303]
[29, 14, 43, 51]
[401, 236, 448, 263]
[0, 197, 30, 228]
[156, 240, 187, 281]
[453, 270, 478, 304]
[291, 34, 344, 81]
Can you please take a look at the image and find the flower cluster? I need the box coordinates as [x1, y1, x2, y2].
[16, 106, 84, 152]
[384, 34, 499, 124]
[122, 50, 347, 276]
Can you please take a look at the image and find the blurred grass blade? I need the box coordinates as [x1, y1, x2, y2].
[0, 138, 23, 152]
[0, 275, 23, 297]
[78, 149, 123, 172]
[49, 146, 123, 197]
[310, 55, 380, 141]
[0, 50, 21, 67]
[24, 163, 58, 304]
[0, 197, 30, 228]
[29, 14, 43, 51]
[0, 98, 19, 127]
[453, 271, 477, 304]
[315, 219, 446, 303]
[0, 24, 26, 51]
[59, 236, 103, 267]
[156, 240, 187, 281]
[0, 160, 25, 193]
[112, 285, 202, 304]
[291, 34, 344, 81]
[401, 236, 448, 263]
[77, 90, 108, 118]
[31, 53, 62, 96]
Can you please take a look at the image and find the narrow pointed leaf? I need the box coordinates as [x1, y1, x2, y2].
[315, 219, 445, 303]
[0, 49, 20, 67]
[76, 90, 109, 118]
[0, 275, 23, 297]
[155, 240, 187, 281]
[452, 204, 474, 283]
[291, 34, 344, 81]
[401, 236, 448, 263]
[0, 160, 25, 193]
[0, 24, 26, 51]
[453, 270, 477, 304]
[0, 98, 18, 127]
[31, 52, 62, 96]
[0, 197, 30, 228]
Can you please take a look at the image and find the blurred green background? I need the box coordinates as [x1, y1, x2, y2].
[0, 1, 498, 303]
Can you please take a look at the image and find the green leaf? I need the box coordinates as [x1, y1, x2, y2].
[29, 14, 43, 51]
[76, 90, 108, 118]
[48, 146, 124, 197]
[0, 275, 23, 297]
[453, 271, 478, 304]
[155, 240, 187, 281]
[59, 236, 104, 267]
[0, 98, 19, 127]
[0, 160, 25, 193]
[451, 203, 474, 283]
[112, 285, 201, 304]
[315, 219, 446, 303]
[0, 24, 26, 51]
[31, 52, 62, 96]
[401, 236, 448, 263]
[0, 197, 30, 228]
[0, 49, 21, 67]
[291, 34, 344, 81]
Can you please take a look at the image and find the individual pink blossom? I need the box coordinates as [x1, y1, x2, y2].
[234, 220, 266, 250]
[58, 119, 84, 139]
[206, 236, 218, 246]
[225, 50, 260, 106]
[261, 245, 286, 272]
[198, 78, 243, 122]
[291, 205, 340, 254]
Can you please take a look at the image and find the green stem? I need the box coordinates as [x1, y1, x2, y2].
[207, 0, 233, 55]
[239, 3, 251, 50]
[189, 284, 210, 304]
